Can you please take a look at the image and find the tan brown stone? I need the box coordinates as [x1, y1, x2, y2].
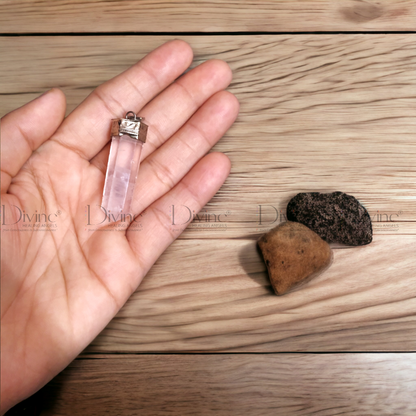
[257, 221, 333, 295]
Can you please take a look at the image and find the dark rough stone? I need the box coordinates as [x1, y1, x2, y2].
[287, 192, 372, 246]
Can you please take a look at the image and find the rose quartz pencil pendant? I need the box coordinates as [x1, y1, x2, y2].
[102, 111, 148, 216]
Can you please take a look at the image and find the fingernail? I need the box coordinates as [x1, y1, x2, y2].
[39, 88, 53, 99]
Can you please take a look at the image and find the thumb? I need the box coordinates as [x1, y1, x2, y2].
[0, 88, 66, 193]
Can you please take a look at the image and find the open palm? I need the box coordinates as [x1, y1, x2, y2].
[0, 40, 239, 414]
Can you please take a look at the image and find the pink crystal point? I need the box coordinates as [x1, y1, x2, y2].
[102, 135, 143, 215]
[101, 112, 148, 217]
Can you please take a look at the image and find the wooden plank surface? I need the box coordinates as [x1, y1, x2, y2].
[1, 35, 415, 239]
[1, 0, 416, 33]
[2, 35, 415, 354]
[38, 354, 416, 415]
[84, 235, 416, 352]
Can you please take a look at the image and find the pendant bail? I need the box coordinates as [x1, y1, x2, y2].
[110, 111, 148, 143]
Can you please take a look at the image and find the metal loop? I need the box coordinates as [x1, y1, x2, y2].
[125, 111, 136, 120]
[125, 111, 143, 121]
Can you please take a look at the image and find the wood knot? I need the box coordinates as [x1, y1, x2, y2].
[339, 1, 384, 23]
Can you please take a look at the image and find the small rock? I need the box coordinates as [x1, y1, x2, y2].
[287, 191, 372, 246]
[257, 221, 333, 295]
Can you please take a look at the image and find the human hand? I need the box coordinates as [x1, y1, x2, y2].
[0, 39, 239, 414]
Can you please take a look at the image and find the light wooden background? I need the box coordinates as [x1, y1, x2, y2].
[1, 1, 416, 415]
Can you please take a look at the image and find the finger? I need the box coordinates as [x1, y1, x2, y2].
[0, 88, 66, 193]
[53, 39, 193, 161]
[135, 59, 232, 160]
[126, 152, 231, 279]
[132, 90, 239, 216]
[90, 58, 233, 170]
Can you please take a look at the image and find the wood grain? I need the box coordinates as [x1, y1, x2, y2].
[1, 35, 415, 241]
[81, 234, 416, 352]
[39, 354, 416, 416]
[1, 0, 415, 33]
[1, 12, 416, 416]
